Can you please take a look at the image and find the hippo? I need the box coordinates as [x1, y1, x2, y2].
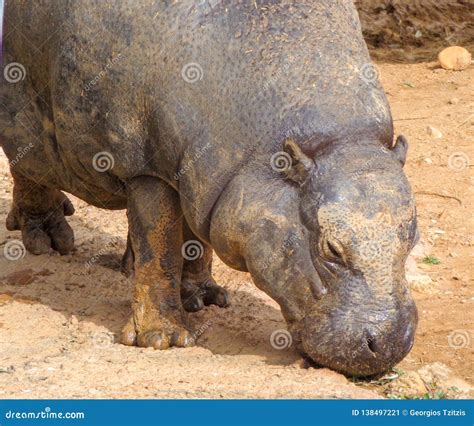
[0, 0, 418, 377]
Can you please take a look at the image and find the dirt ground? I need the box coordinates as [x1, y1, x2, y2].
[356, 0, 474, 59]
[0, 25, 473, 397]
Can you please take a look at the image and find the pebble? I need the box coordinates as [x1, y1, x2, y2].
[438, 46, 472, 71]
[426, 126, 443, 139]
[449, 97, 460, 105]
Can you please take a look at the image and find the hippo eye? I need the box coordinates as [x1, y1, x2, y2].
[321, 239, 344, 263]
[327, 241, 340, 258]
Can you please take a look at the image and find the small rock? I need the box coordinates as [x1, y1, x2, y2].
[449, 97, 460, 105]
[424, 158, 433, 164]
[0, 366, 15, 374]
[426, 126, 443, 139]
[438, 46, 472, 71]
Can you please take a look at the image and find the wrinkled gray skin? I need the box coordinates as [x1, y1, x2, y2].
[1, 0, 418, 376]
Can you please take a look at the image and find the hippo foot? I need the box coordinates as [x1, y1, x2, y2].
[120, 313, 195, 349]
[6, 189, 75, 255]
[181, 279, 230, 312]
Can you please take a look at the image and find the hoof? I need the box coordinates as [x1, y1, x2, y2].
[120, 315, 195, 349]
[6, 195, 75, 255]
[181, 280, 230, 312]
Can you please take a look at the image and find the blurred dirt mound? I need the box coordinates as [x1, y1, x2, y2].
[355, 0, 474, 60]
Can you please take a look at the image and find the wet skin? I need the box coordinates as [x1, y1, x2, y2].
[1, 0, 418, 376]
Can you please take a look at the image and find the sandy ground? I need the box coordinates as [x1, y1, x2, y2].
[0, 61, 473, 399]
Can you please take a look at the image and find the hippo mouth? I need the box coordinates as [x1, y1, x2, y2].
[296, 297, 418, 377]
[302, 326, 415, 377]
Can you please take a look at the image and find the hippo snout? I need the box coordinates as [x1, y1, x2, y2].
[299, 299, 418, 377]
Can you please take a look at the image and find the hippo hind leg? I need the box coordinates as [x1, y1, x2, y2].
[6, 171, 75, 255]
[120, 223, 230, 312]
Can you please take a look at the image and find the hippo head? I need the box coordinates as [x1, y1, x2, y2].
[284, 136, 418, 377]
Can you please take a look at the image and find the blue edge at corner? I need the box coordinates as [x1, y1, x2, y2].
[0, 399, 472, 426]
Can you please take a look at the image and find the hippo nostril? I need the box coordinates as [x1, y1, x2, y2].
[365, 330, 379, 355]
[367, 337, 377, 354]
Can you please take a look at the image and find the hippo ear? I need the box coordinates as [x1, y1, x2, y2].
[282, 139, 315, 184]
[391, 135, 408, 166]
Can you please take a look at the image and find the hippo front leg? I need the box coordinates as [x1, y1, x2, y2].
[120, 222, 230, 312]
[121, 176, 194, 349]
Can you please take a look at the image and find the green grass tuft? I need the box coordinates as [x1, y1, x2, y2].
[421, 255, 441, 265]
